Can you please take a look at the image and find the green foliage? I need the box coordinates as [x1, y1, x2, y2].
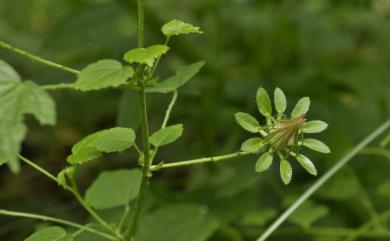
[291, 97, 310, 118]
[149, 124, 183, 147]
[280, 159, 292, 185]
[255, 152, 273, 172]
[162, 19, 202, 37]
[302, 139, 331, 153]
[294, 154, 317, 176]
[146, 61, 204, 93]
[85, 169, 142, 209]
[256, 87, 272, 117]
[240, 138, 263, 152]
[123, 45, 169, 67]
[135, 205, 219, 241]
[235, 112, 260, 133]
[75, 60, 134, 91]
[302, 120, 328, 134]
[273, 87, 286, 114]
[67, 127, 136, 165]
[24, 226, 68, 241]
[287, 201, 329, 229]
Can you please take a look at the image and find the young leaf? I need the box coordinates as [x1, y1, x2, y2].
[280, 159, 292, 185]
[162, 19, 203, 37]
[24, 226, 67, 241]
[291, 97, 310, 117]
[146, 61, 205, 93]
[302, 120, 328, 133]
[75, 60, 134, 91]
[255, 152, 273, 172]
[123, 45, 169, 67]
[149, 124, 183, 147]
[303, 139, 331, 153]
[256, 87, 272, 117]
[235, 112, 260, 133]
[85, 169, 142, 209]
[241, 137, 263, 152]
[274, 87, 287, 114]
[67, 127, 136, 165]
[295, 154, 317, 176]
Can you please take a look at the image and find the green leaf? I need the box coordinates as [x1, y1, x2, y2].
[295, 154, 317, 176]
[256, 87, 272, 117]
[280, 159, 292, 185]
[291, 97, 310, 117]
[75, 60, 134, 91]
[24, 226, 67, 241]
[146, 61, 205, 93]
[85, 169, 142, 209]
[302, 120, 328, 133]
[288, 201, 328, 229]
[0, 122, 26, 173]
[241, 209, 277, 226]
[67, 127, 136, 165]
[377, 180, 390, 197]
[303, 139, 331, 153]
[135, 204, 219, 241]
[241, 138, 263, 152]
[162, 19, 203, 37]
[0, 59, 21, 81]
[123, 45, 169, 67]
[255, 152, 273, 172]
[234, 112, 260, 133]
[149, 124, 183, 147]
[274, 87, 287, 114]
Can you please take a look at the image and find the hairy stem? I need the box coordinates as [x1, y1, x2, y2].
[0, 209, 116, 240]
[0, 40, 79, 75]
[150, 151, 255, 171]
[256, 119, 390, 241]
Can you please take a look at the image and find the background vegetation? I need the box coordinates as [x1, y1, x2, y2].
[1, 0, 390, 240]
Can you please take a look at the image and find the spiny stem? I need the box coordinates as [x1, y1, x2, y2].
[150, 151, 255, 171]
[0, 209, 117, 241]
[256, 119, 390, 241]
[0, 40, 80, 75]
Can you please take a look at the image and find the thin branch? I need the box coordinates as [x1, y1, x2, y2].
[0, 40, 80, 75]
[0, 209, 116, 240]
[256, 119, 390, 241]
[42, 83, 76, 90]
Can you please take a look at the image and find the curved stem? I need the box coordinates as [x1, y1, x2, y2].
[150, 151, 255, 171]
[0, 40, 80, 75]
[161, 91, 178, 129]
[256, 119, 390, 241]
[0, 209, 116, 240]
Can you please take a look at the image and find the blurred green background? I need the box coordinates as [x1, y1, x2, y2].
[1, 0, 390, 240]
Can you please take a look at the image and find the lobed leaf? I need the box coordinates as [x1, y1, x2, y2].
[146, 61, 204, 93]
[280, 159, 292, 185]
[162, 19, 203, 37]
[234, 112, 260, 133]
[274, 87, 287, 114]
[24, 226, 67, 241]
[255, 152, 273, 172]
[67, 127, 136, 165]
[149, 124, 183, 147]
[75, 60, 134, 91]
[302, 120, 328, 133]
[0, 59, 21, 81]
[123, 45, 169, 67]
[256, 87, 272, 117]
[241, 137, 263, 152]
[303, 139, 331, 153]
[85, 169, 142, 209]
[291, 97, 310, 117]
[295, 154, 317, 176]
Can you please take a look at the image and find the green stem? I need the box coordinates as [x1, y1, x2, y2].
[0, 40, 80, 75]
[42, 83, 75, 90]
[18, 154, 59, 184]
[150, 151, 254, 171]
[344, 210, 390, 241]
[151, 36, 170, 75]
[0, 209, 116, 240]
[256, 119, 390, 241]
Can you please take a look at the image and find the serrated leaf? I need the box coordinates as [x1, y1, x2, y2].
[85, 169, 142, 209]
[291, 97, 310, 117]
[280, 159, 292, 185]
[75, 60, 134, 91]
[146, 61, 204, 93]
[24, 226, 67, 241]
[255, 152, 273, 172]
[274, 87, 286, 114]
[288, 201, 328, 229]
[303, 139, 331, 153]
[256, 87, 272, 117]
[123, 45, 169, 67]
[295, 154, 317, 176]
[67, 127, 136, 165]
[135, 204, 219, 241]
[241, 138, 263, 152]
[235, 112, 260, 133]
[302, 120, 328, 133]
[149, 124, 183, 147]
[162, 19, 203, 37]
